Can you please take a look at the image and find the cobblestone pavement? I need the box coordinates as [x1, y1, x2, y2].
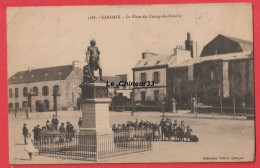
[9, 110, 255, 164]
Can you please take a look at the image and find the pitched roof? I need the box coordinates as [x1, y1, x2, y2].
[222, 35, 253, 52]
[170, 51, 252, 68]
[8, 65, 76, 84]
[133, 54, 172, 70]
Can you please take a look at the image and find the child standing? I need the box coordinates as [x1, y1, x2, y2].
[24, 134, 37, 160]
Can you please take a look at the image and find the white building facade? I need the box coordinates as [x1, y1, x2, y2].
[132, 47, 192, 106]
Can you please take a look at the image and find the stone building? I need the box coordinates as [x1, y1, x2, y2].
[167, 35, 254, 110]
[8, 61, 82, 112]
[132, 33, 193, 106]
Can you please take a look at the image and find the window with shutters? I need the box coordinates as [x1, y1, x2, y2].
[42, 86, 49, 96]
[9, 103, 13, 109]
[53, 85, 60, 95]
[9, 89, 12, 98]
[15, 88, 19, 97]
[153, 71, 160, 83]
[15, 102, 19, 109]
[33, 87, 38, 96]
[141, 73, 146, 82]
[23, 87, 28, 97]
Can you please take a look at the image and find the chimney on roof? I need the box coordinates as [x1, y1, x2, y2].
[185, 32, 194, 58]
[174, 47, 177, 55]
[142, 52, 158, 59]
[72, 60, 80, 68]
[27, 67, 33, 72]
[142, 52, 147, 59]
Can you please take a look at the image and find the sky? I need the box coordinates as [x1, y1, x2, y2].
[7, 3, 253, 79]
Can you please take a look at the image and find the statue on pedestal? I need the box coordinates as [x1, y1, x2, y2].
[82, 39, 103, 84]
[80, 39, 107, 99]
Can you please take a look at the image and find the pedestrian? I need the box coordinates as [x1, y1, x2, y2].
[78, 117, 83, 129]
[24, 133, 37, 160]
[159, 118, 166, 141]
[32, 125, 41, 145]
[59, 123, 66, 143]
[164, 118, 172, 141]
[52, 115, 59, 130]
[77, 97, 81, 110]
[153, 122, 160, 141]
[32, 126, 37, 144]
[172, 120, 178, 141]
[46, 120, 51, 131]
[66, 122, 74, 141]
[23, 123, 29, 144]
[179, 121, 186, 141]
[41, 126, 48, 144]
[134, 119, 139, 130]
[185, 125, 193, 142]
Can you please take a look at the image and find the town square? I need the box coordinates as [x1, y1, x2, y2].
[6, 4, 254, 164]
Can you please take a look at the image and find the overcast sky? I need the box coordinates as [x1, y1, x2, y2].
[7, 3, 253, 79]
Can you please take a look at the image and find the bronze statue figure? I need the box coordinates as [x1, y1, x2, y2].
[82, 39, 103, 83]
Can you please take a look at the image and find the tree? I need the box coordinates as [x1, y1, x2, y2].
[188, 66, 205, 117]
[231, 72, 242, 118]
[215, 65, 223, 115]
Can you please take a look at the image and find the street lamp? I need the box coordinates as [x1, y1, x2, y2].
[26, 88, 37, 119]
[53, 86, 61, 117]
[131, 91, 135, 116]
[162, 101, 165, 117]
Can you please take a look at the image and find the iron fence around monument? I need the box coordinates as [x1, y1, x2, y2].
[35, 129, 153, 161]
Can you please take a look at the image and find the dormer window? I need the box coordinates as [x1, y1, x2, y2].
[156, 61, 160, 65]
[144, 62, 148, 65]
[31, 75, 34, 78]
[44, 73, 48, 76]
[19, 76, 22, 79]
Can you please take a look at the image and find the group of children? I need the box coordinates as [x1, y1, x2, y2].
[23, 115, 80, 160]
[111, 118, 199, 142]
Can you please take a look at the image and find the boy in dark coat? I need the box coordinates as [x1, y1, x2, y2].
[23, 123, 29, 144]
[78, 117, 83, 129]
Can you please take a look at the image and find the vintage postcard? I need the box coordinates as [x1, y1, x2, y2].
[7, 3, 254, 164]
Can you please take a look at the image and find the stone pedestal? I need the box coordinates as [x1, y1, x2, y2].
[79, 82, 112, 133]
[79, 82, 114, 156]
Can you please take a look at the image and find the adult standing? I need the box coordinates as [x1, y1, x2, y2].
[159, 118, 166, 141]
[77, 96, 81, 110]
[23, 123, 29, 144]
[59, 123, 66, 143]
[52, 115, 59, 130]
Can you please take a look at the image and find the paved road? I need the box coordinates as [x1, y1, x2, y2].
[9, 110, 255, 164]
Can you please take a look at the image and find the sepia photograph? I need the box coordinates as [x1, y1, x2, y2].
[7, 3, 254, 164]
